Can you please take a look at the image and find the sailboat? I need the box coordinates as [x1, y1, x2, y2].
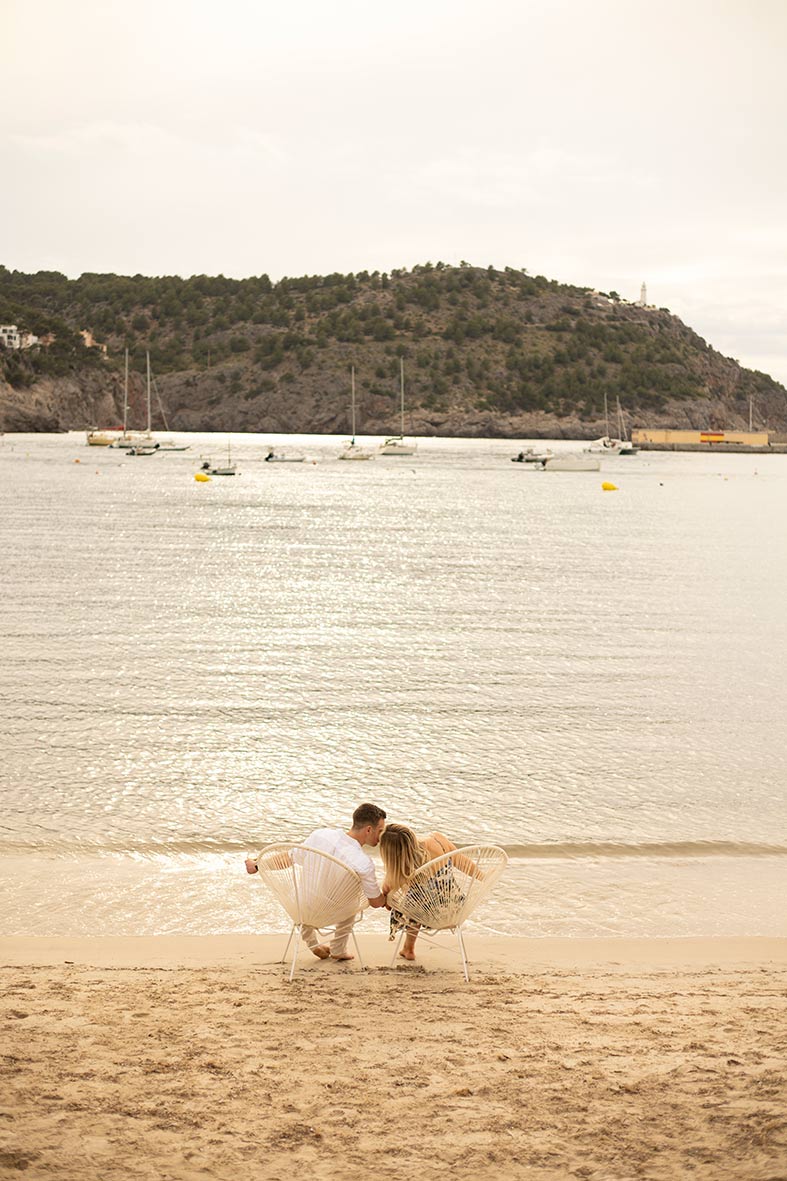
[113, 351, 188, 451]
[112, 349, 148, 449]
[616, 396, 638, 455]
[339, 367, 374, 460]
[126, 353, 159, 454]
[379, 359, 417, 456]
[585, 392, 623, 456]
[202, 437, 237, 476]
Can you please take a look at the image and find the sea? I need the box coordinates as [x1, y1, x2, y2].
[1, 431, 785, 941]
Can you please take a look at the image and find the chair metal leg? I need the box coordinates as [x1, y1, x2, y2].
[351, 927, 365, 971]
[280, 925, 296, 965]
[457, 926, 470, 982]
[390, 928, 405, 967]
[287, 924, 301, 982]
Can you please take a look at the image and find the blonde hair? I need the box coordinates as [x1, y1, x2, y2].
[379, 823, 427, 893]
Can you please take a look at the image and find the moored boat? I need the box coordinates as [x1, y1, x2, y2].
[201, 438, 236, 475]
[511, 447, 551, 463]
[379, 359, 417, 456]
[339, 366, 375, 460]
[585, 435, 623, 456]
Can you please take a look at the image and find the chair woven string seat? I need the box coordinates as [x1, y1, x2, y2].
[385, 845, 509, 980]
[253, 843, 367, 979]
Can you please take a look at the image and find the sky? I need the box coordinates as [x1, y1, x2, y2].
[3, 0, 787, 383]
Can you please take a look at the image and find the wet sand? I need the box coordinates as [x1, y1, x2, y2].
[2, 935, 786, 1180]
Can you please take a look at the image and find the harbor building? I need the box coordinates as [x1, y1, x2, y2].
[631, 428, 779, 453]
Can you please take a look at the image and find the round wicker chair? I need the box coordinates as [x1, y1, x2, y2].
[252, 843, 367, 980]
[385, 844, 509, 981]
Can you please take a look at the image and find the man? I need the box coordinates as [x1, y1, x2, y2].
[245, 802, 387, 961]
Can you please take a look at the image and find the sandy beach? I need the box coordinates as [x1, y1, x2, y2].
[2, 935, 786, 1180]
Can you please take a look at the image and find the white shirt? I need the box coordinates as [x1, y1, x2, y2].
[301, 828, 381, 899]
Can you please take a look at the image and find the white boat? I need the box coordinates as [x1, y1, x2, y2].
[379, 359, 417, 456]
[339, 367, 375, 460]
[585, 394, 623, 455]
[586, 435, 623, 456]
[201, 438, 236, 476]
[112, 433, 150, 449]
[511, 446, 551, 463]
[264, 449, 305, 463]
[538, 452, 601, 472]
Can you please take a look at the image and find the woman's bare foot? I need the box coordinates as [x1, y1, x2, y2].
[400, 942, 417, 961]
[311, 945, 330, 959]
[331, 952, 354, 961]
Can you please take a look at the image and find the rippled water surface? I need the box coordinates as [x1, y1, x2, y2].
[1, 432, 785, 937]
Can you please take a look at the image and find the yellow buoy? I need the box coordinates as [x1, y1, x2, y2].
[194, 472, 211, 482]
[601, 481, 618, 491]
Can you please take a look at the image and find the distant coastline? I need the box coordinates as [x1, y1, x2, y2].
[2, 262, 784, 434]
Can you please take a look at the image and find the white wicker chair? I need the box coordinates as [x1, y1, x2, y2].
[385, 845, 508, 981]
[252, 843, 367, 981]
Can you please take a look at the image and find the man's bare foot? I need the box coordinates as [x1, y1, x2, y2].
[331, 952, 354, 961]
[311, 945, 330, 959]
[244, 858, 258, 874]
[399, 947, 417, 961]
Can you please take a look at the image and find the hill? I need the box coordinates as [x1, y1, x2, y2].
[0, 262, 784, 436]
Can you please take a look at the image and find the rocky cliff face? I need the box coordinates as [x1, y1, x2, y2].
[2, 365, 782, 439]
[0, 370, 122, 433]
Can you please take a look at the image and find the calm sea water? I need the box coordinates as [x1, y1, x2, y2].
[1, 432, 785, 939]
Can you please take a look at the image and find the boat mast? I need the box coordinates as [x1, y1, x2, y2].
[749, 396, 753, 432]
[616, 395, 625, 442]
[400, 357, 405, 436]
[145, 351, 152, 435]
[350, 365, 356, 442]
[123, 348, 129, 435]
[604, 391, 610, 439]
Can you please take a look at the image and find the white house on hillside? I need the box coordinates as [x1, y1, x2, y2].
[0, 325, 40, 350]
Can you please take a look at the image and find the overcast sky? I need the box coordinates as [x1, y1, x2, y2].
[4, 0, 787, 383]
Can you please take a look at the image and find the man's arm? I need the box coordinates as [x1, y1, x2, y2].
[245, 850, 293, 874]
[366, 892, 387, 908]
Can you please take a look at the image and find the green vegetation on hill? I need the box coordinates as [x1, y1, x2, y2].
[0, 261, 782, 430]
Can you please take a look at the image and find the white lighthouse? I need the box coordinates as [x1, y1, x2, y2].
[638, 282, 648, 307]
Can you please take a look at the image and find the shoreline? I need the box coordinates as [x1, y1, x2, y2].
[4, 932, 787, 970]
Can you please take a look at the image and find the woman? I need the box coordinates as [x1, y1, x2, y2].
[379, 824, 475, 961]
